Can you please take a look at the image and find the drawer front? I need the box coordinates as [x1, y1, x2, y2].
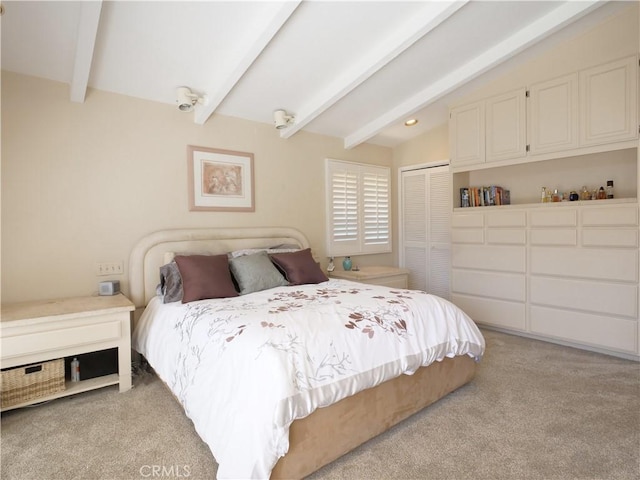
[530, 209, 577, 227]
[530, 276, 638, 318]
[530, 305, 637, 353]
[486, 229, 526, 245]
[452, 228, 484, 244]
[2, 318, 123, 360]
[452, 213, 484, 228]
[367, 275, 408, 289]
[581, 205, 638, 226]
[451, 294, 525, 330]
[530, 228, 577, 246]
[582, 228, 638, 247]
[530, 247, 638, 282]
[452, 269, 525, 301]
[486, 211, 526, 227]
[452, 244, 526, 273]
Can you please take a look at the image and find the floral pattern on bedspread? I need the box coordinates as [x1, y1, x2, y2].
[132, 279, 485, 479]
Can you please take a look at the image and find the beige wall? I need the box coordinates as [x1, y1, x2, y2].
[1, 72, 392, 303]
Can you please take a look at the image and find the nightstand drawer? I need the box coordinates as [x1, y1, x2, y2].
[329, 266, 409, 289]
[366, 275, 408, 289]
[2, 316, 122, 360]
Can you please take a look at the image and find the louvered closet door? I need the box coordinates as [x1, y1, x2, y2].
[400, 166, 451, 299]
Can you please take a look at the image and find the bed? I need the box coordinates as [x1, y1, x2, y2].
[129, 227, 485, 479]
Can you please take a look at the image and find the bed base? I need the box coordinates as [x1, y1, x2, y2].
[271, 354, 477, 479]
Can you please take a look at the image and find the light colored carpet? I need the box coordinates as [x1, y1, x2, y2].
[1, 329, 639, 480]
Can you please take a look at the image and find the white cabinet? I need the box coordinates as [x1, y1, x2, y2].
[451, 202, 640, 358]
[486, 88, 527, 162]
[450, 89, 526, 168]
[450, 55, 638, 171]
[449, 101, 485, 167]
[528, 73, 579, 154]
[580, 56, 638, 146]
[451, 210, 527, 331]
[528, 204, 638, 356]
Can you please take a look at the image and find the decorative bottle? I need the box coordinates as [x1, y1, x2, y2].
[342, 256, 352, 271]
[540, 187, 547, 203]
[597, 186, 606, 200]
[606, 180, 614, 199]
[71, 357, 80, 382]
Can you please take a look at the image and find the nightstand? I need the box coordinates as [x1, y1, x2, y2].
[1, 294, 134, 411]
[329, 266, 410, 289]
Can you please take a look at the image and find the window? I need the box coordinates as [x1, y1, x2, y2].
[325, 158, 391, 256]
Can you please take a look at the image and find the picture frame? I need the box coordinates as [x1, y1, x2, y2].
[187, 145, 255, 212]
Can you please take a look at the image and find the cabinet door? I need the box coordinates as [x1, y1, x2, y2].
[486, 88, 527, 162]
[528, 73, 579, 154]
[580, 56, 638, 146]
[449, 101, 485, 167]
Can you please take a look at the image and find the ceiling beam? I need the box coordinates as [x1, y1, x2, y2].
[344, 0, 604, 149]
[70, 0, 102, 103]
[194, 1, 301, 125]
[279, 0, 468, 139]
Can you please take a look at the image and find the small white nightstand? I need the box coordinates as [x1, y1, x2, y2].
[1, 294, 134, 411]
[329, 266, 410, 289]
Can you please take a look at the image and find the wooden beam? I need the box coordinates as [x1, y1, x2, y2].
[70, 0, 102, 103]
[344, 0, 604, 149]
[280, 1, 468, 139]
[194, 1, 301, 125]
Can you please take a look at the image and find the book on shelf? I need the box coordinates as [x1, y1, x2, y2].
[460, 185, 510, 207]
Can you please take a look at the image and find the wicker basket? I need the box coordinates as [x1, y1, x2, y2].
[1, 358, 65, 408]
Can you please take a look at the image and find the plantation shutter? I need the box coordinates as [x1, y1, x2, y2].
[326, 159, 391, 256]
[362, 168, 390, 252]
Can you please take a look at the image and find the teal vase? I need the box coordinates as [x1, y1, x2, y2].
[342, 256, 352, 271]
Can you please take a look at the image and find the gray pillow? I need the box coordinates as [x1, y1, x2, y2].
[159, 262, 183, 303]
[229, 251, 288, 295]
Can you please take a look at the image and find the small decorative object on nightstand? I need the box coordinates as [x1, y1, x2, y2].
[329, 266, 410, 289]
[342, 256, 352, 271]
[327, 257, 335, 272]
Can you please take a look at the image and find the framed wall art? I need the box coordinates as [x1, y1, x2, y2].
[187, 145, 255, 212]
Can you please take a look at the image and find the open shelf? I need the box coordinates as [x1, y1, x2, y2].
[1, 374, 120, 412]
[454, 197, 638, 212]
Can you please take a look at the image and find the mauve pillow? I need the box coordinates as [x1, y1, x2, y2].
[269, 248, 328, 285]
[174, 254, 238, 303]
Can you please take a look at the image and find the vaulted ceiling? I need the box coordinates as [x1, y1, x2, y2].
[1, 1, 628, 148]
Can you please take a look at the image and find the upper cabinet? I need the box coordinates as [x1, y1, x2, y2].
[449, 101, 485, 166]
[450, 55, 639, 172]
[486, 88, 527, 163]
[579, 56, 638, 147]
[528, 73, 579, 155]
[450, 89, 525, 168]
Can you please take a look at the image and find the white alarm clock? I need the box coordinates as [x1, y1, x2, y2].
[99, 280, 120, 296]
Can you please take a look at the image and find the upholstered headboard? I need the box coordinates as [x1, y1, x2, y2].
[128, 227, 311, 308]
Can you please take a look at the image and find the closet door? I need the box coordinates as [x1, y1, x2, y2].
[400, 165, 451, 299]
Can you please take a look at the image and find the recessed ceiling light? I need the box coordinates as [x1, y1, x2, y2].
[404, 118, 418, 127]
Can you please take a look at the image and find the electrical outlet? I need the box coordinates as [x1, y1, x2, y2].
[96, 262, 124, 276]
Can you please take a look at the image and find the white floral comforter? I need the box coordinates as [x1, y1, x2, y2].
[132, 279, 485, 479]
